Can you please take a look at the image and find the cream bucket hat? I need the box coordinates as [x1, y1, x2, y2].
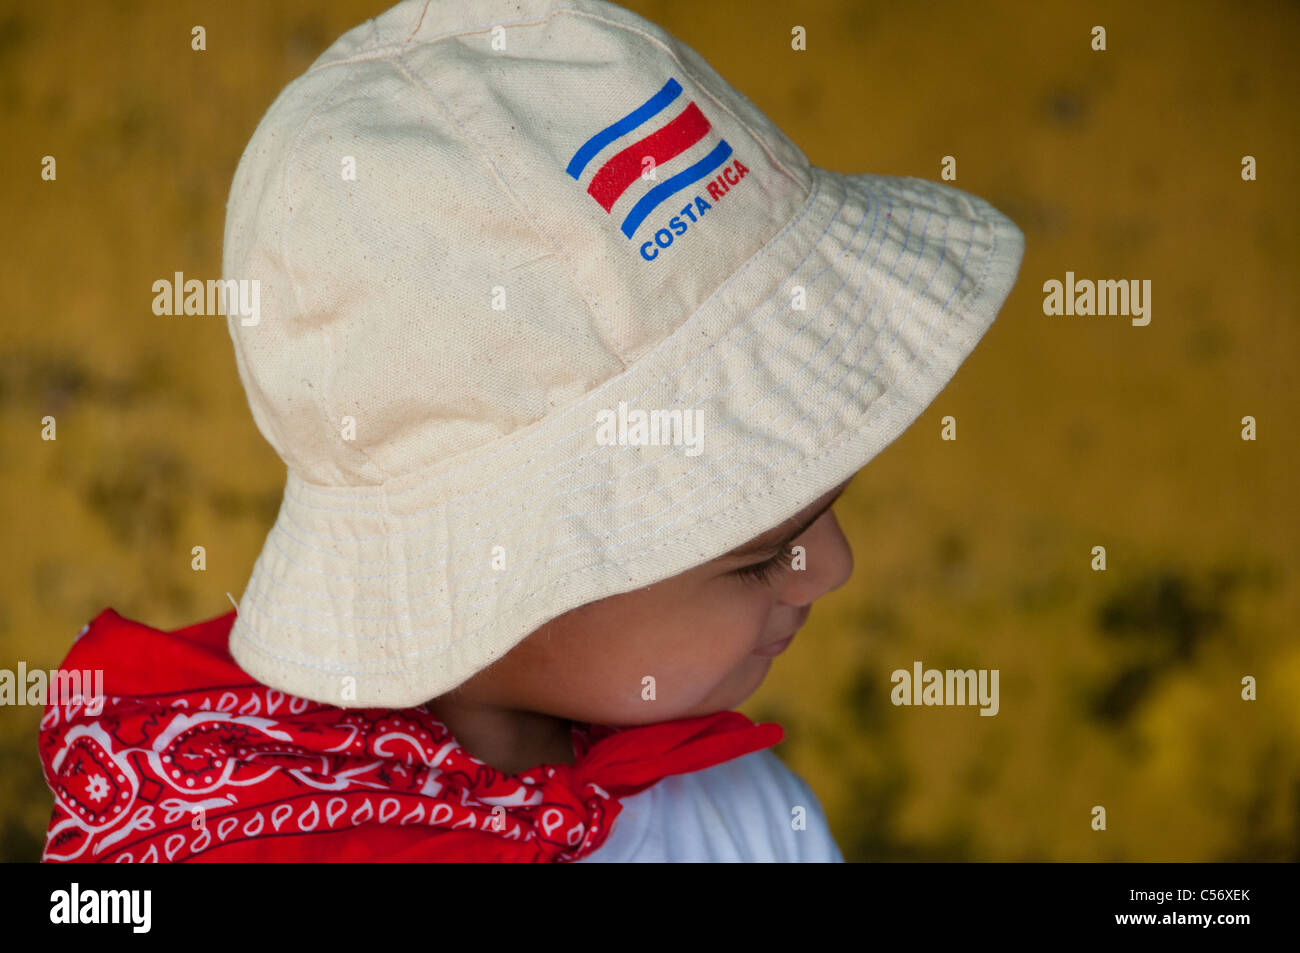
[223, 0, 1025, 707]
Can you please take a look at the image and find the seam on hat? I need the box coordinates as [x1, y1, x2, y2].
[556, 7, 808, 196]
[404, 0, 433, 41]
[303, 13, 556, 73]
[387, 50, 627, 373]
[280, 17, 393, 484]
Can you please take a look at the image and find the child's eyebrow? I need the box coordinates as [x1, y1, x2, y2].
[722, 485, 848, 561]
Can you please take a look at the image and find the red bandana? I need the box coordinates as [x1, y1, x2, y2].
[38, 609, 783, 862]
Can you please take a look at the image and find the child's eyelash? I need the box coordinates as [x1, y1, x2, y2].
[731, 546, 792, 584]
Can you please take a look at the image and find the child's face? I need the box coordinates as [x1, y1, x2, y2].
[448, 478, 855, 726]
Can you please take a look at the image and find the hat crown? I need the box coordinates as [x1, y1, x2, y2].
[223, 0, 811, 486]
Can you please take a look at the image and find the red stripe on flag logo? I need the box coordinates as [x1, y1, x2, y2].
[587, 102, 712, 212]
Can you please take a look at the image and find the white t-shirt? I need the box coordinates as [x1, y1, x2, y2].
[576, 748, 843, 862]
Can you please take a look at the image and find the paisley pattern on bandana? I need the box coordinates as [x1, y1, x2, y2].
[38, 609, 783, 863]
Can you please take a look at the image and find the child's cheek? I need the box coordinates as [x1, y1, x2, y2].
[662, 580, 773, 678]
[609, 582, 768, 715]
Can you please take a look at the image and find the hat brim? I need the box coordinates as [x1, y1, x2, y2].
[229, 166, 1025, 708]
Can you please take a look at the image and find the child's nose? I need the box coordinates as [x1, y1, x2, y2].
[779, 512, 854, 606]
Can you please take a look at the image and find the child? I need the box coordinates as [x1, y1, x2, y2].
[39, 0, 1023, 862]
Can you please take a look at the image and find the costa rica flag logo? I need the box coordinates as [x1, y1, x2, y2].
[566, 78, 747, 251]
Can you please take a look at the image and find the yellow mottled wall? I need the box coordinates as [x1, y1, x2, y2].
[0, 0, 1296, 861]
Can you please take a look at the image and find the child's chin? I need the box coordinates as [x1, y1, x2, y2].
[711, 658, 775, 711]
[583, 660, 777, 725]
